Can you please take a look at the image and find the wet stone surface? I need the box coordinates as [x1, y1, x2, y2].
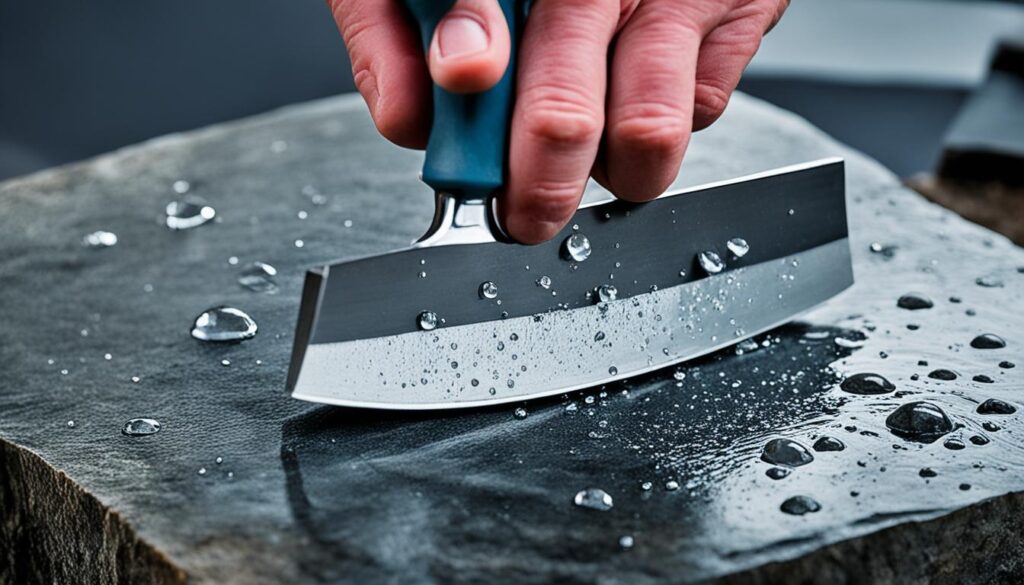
[0, 94, 1022, 584]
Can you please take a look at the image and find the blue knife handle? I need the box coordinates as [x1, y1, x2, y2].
[401, 0, 525, 200]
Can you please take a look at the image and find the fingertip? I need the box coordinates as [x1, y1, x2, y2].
[428, 2, 510, 94]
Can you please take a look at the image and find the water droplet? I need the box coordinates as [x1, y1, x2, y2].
[897, 293, 933, 310]
[172, 180, 191, 194]
[780, 495, 820, 515]
[297, 210, 308, 220]
[104, 353, 112, 360]
[294, 239, 305, 248]
[959, 483, 972, 491]
[787, 208, 795, 216]
[66, 420, 75, 428]
[983, 421, 1000, 432]
[130, 376, 141, 383]
[573, 488, 613, 511]
[975, 275, 1004, 288]
[943, 437, 966, 450]
[834, 336, 865, 349]
[595, 284, 618, 303]
[664, 480, 680, 491]
[536, 275, 552, 289]
[165, 198, 216, 230]
[698, 250, 724, 275]
[886, 401, 954, 442]
[237, 262, 278, 293]
[513, 407, 528, 419]
[82, 231, 118, 248]
[766, 467, 791, 480]
[562, 232, 592, 262]
[840, 373, 895, 395]
[608, 366, 618, 376]
[919, 467, 937, 478]
[869, 242, 897, 258]
[977, 398, 1016, 415]
[969, 434, 990, 446]
[594, 331, 606, 342]
[191, 307, 258, 342]
[973, 374, 994, 383]
[220, 359, 231, 367]
[478, 281, 499, 300]
[122, 418, 161, 436]
[618, 535, 634, 550]
[928, 369, 958, 381]
[726, 237, 749, 258]
[417, 311, 439, 331]
[198, 467, 207, 476]
[812, 436, 845, 452]
[970, 333, 1006, 349]
[761, 438, 814, 467]
[673, 370, 686, 381]
[999, 361, 1015, 369]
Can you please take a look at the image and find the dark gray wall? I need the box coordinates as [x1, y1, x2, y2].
[0, 1, 355, 179]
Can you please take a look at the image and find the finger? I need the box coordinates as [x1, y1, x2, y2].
[692, 3, 776, 131]
[502, 0, 620, 244]
[604, 0, 708, 202]
[331, 0, 431, 148]
[427, 0, 511, 94]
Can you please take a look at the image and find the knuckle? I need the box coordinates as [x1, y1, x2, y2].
[693, 83, 732, 126]
[611, 104, 690, 157]
[519, 86, 603, 148]
[519, 181, 583, 225]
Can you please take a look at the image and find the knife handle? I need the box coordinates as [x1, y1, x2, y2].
[401, 0, 526, 200]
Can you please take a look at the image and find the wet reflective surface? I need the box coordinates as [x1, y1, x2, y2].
[1, 94, 1021, 582]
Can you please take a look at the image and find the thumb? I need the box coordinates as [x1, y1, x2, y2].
[428, 0, 511, 94]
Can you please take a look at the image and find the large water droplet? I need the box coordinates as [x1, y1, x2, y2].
[886, 401, 954, 442]
[573, 487, 613, 511]
[595, 284, 618, 303]
[479, 281, 499, 299]
[977, 398, 1016, 415]
[928, 369, 958, 381]
[165, 198, 216, 229]
[237, 262, 278, 293]
[840, 373, 895, 395]
[780, 495, 821, 515]
[970, 333, 1006, 349]
[562, 233, 592, 262]
[122, 418, 161, 436]
[536, 275, 552, 289]
[761, 438, 814, 467]
[726, 238, 750, 258]
[417, 311, 439, 331]
[698, 250, 724, 275]
[896, 293, 933, 310]
[812, 436, 845, 452]
[82, 231, 118, 248]
[765, 467, 791, 480]
[190, 307, 258, 342]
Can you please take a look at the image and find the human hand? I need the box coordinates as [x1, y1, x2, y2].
[330, 0, 788, 243]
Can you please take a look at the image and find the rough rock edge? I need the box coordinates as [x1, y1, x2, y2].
[715, 491, 1024, 584]
[0, 439, 187, 584]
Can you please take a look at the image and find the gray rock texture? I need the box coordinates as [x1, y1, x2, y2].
[1, 93, 1022, 584]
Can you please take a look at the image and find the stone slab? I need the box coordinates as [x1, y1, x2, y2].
[1, 93, 1022, 583]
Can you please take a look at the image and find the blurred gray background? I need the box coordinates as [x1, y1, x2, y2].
[1, 0, 1022, 181]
